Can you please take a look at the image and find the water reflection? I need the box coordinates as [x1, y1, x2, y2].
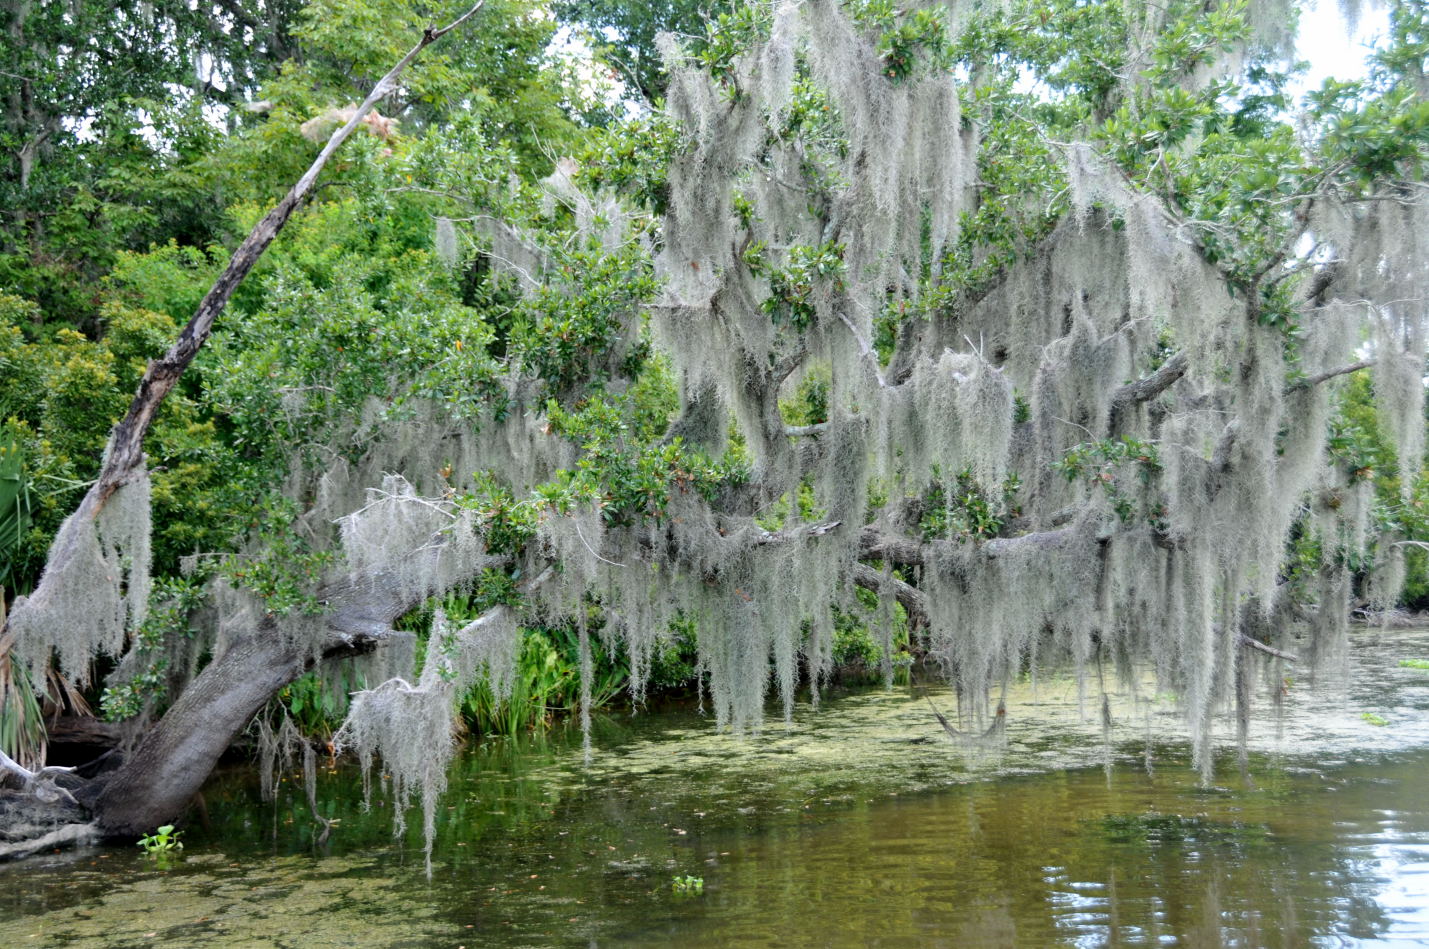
[2, 627, 1429, 946]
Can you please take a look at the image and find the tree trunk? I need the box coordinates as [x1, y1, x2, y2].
[87, 543, 502, 836]
[0, 629, 321, 854]
[92, 629, 311, 836]
[0, 3, 489, 854]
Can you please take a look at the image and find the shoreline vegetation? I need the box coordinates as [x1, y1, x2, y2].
[1, 0, 1427, 865]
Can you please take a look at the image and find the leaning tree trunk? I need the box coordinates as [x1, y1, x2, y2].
[90, 549, 486, 835]
[0, 4, 488, 852]
[1, 610, 391, 852]
[92, 629, 312, 835]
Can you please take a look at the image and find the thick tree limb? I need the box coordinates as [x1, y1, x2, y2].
[752, 520, 842, 546]
[984, 527, 1090, 559]
[1109, 351, 1188, 431]
[94, 547, 505, 836]
[858, 526, 930, 565]
[857, 524, 1086, 566]
[1001, 506, 1080, 536]
[43, 716, 123, 751]
[850, 562, 927, 626]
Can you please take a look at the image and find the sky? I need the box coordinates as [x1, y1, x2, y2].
[1295, 0, 1392, 92]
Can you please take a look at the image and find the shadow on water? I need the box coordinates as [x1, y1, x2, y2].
[3, 626, 1429, 946]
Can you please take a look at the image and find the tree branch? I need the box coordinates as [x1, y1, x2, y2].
[857, 524, 1087, 566]
[1, 2, 486, 639]
[1286, 359, 1374, 392]
[1212, 420, 1240, 472]
[849, 562, 927, 626]
[1237, 634, 1298, 663]
[103, 1, 485, 510]
[753, 520, 842, 546]
[1299, 262, 1340, 306]
[0, 748, 78, 805]
[858, 526, 929, 565]
[1109, 351, 1188, 431]
[0, 749, 35, 785]
[1251, 193, 1317, 286]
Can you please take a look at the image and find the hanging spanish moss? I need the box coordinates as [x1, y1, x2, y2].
[433, 216, 460, 267]
[624, 0, 1425, 788]
[18, 0, 1415, 864]
[9, 470, 151, 689]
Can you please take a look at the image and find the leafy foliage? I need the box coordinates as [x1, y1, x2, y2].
[1054, 438, 1164, 526]
[555, 0, 737, 103]
[2, 0, 1426, 858]
[137, 824, 184, 855]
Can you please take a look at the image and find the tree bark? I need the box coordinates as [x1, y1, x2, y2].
[93, 630, 307, 835]
[89, 537, 505, 837]
[1108, 351, 1188, 433]
[0, 3, 489, 850]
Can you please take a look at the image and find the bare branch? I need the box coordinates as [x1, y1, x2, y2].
[0, 748, 78, 805]
[2, 3, 488, 646]
[1109, 352, 1188, 431]
[837, 310, 890, 388]
[1286, 359, 1374, 392]
[1237, 634, 1298, 663]
[0, 748, 35, 785]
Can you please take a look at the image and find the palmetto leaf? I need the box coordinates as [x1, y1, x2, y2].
[0, 436, 31, 589]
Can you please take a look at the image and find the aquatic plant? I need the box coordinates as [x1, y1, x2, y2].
[137, 824, 183, 855]
[458, 624, 632, 738]
[1094, 813, 1269, 849]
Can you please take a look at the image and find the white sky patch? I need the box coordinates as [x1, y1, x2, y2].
[549, 24, 642, 118]
[1007, 0, 1393, 102]
[1293, 0, 1390, 94]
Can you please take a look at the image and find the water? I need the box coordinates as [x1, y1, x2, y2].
[4, 626, 1429, 947]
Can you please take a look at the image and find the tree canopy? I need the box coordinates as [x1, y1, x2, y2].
[0, 0, 1426, 863]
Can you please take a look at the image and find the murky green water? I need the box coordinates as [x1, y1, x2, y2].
[4, 627, 1429, 947]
